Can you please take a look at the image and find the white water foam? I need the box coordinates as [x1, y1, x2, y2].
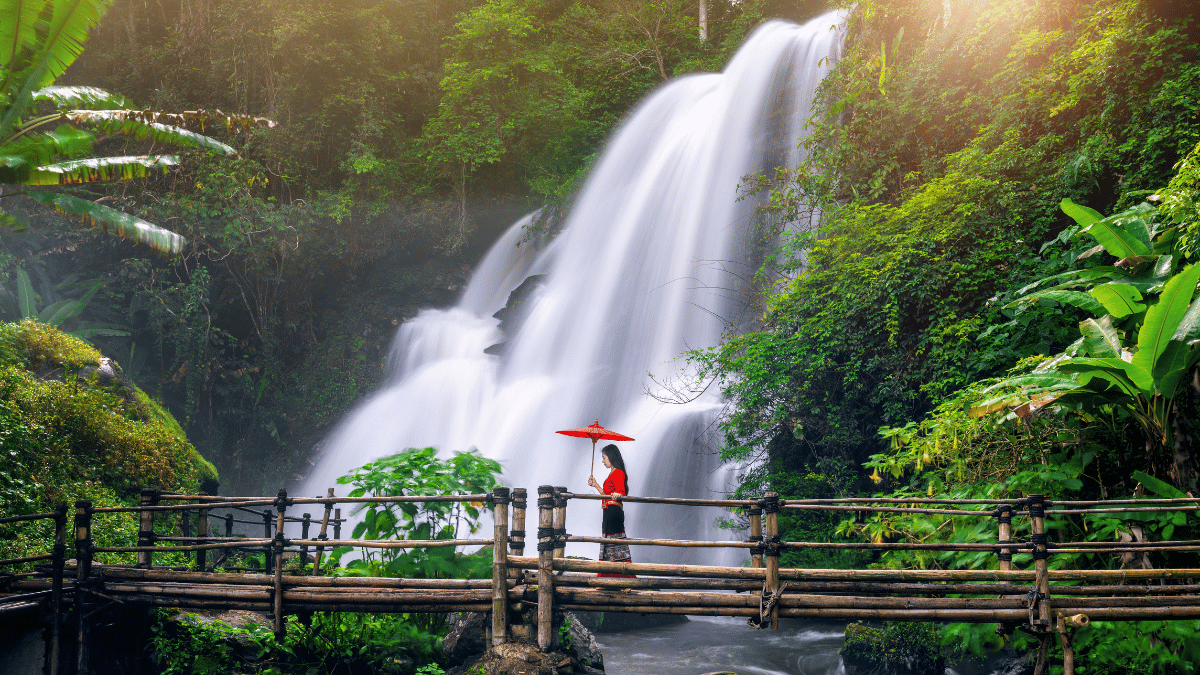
[300, 12, 846, 564]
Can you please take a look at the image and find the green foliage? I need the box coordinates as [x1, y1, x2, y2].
[0, 320, 210, 566]
[149, 609, 442, 675]
[329, 447, 502, 580]
[841, 622, 948, 674]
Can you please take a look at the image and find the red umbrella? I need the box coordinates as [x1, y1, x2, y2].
[556, 419, 634, 481]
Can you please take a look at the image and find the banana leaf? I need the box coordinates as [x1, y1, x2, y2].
[1079, 316, 1121, 358]
[1089, 283, 1145, 318]
[25, 154, 177, 185]
[33, 85, 130, 109]
[29, 190, 185, 254]
[1131, 263, 1200, 377]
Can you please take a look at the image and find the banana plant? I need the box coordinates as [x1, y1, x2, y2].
[1, 0, 272, 254]
[12, 267, 129, 341]
[973, 199, 1200, 484]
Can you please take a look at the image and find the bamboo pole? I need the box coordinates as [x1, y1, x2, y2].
[272, 489, 287, 638]
[536, 486, 555, 651]
[1030, 494, 1051, 628]
[510, 488, 527, 558]
[505, 556, 1200, 583]
[299, 512, 311, 570]
[312, 489, 334, 576]
[492, 487, 510, 647]
[748, 507, 763, 569]
[764, 493, 781, 630]
[1057, 614, 1075, 675]
[137, 489, 157, 569]
[49, 503, 66, 675]
[196, 500, 209, 572]
[563, 493, 758, 507]
[996, 504, 1012, 573]
[263, 509, 274, 576]
[553, 486, 567, 560]
[75, 500, 93, 675]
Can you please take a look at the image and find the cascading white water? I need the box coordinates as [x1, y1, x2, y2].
[300, 12, 845, 564]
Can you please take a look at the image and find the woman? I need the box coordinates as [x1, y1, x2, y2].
[587, 444, 635, 577]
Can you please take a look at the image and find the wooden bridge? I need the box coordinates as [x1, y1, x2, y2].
[4, 486, 1200, 675]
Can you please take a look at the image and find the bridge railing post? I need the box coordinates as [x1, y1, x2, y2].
[49, 503, 67, 675]
[995, 504, 1013, 572]
[510, 488, 527, 558]
[312, 489, 334, 576]
[300, 512, 311, 569]
[748, 505, 763, 569]
[536, 485, 555, 651]
[272, 488, 288, 638]
[553, 486, 568, 560]
[75, 500, 93, 675]
[763, 492, 781, 630]
[1028, 494, 1052, 674]
[491, 487, 511, 647]
[262, 509, 274, 575]
[137, 488, 157, 569]
[196, 498, 209, 572]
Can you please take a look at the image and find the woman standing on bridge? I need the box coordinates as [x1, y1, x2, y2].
[587, 444, 635, 577]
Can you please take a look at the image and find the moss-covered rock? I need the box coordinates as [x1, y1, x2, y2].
[841, 622, 946, 675]
[0, 320, 217, 563]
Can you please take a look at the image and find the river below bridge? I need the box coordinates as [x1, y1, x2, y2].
[594, 616, 847, 675]
[593, 616, 1017, 675]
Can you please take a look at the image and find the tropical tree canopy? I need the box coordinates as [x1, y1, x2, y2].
[0, 0, 272, 254]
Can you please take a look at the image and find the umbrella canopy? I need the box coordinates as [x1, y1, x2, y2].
[556, 420, 634, 444]
[556, 420, 634, 480]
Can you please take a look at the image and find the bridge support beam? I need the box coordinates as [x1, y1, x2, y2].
[491, 487, 511, 647]
[553, 486, 568, 560]
[137, 489, 157, 569]
[536, 486, 555, 650]
[75, 500, 93, 675]
[312, 488, 335, 576]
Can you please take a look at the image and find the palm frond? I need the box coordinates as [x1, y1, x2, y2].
[24, 154, 177, 185]
[67, 110, 236, 155]
[34, 85, 130, 109]
[0, 0, 44, 76]
[68, 108, 275, 134]
[35, 0, 113, 87]
[28, 189, 186, 254]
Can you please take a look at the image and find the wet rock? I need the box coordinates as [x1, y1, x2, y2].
[445, 611, 605, 675]
[445, 611, 491, 666]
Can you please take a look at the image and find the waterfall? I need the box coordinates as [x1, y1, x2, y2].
[299, 12, 846, 564]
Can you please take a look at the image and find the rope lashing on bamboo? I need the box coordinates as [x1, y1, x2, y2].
[748, 580, 789, 629]
[1026, 587, 1047, 626]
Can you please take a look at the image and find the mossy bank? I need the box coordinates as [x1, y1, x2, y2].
[0, 320, 217, 567]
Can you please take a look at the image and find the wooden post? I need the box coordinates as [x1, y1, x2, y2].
[137, 489, 157, 569]
[196, 500, 209, 572]
[300, 513, 312, 569]
[491, 487, 511, 647]
[553, 486, 568, 560]
[1029, 494, 1050, 627]
[1029, 494, 1051, 675]
[1056, 614, 1076, 675]
[536, 486, 555, 651]
[49, 503, 67, 675]
[333, 509, 342, 540]
[75, 500, 93, 675]
[748, 506, 764, 569]
[225, 512, 233, 537]
[272, 488, 288, 639]
[510, 488, 527, 558]
[763, 493, 781, 630]
[312, 489, 334, 576]
[996, 504, 1013, 573]
[263, 509, 274, 575]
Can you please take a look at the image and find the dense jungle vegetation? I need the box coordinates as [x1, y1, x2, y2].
[696, 0, 1200, 670]
[1, 0, 821, 494]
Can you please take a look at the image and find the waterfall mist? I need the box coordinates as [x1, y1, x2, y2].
[300, 12, 846, 564]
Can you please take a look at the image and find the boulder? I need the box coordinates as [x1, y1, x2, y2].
[444, 612, 491, 666]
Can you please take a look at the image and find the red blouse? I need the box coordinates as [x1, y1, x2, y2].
[602, 469, 627, 508]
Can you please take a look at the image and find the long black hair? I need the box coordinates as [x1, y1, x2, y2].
[601, 444, 629, 493]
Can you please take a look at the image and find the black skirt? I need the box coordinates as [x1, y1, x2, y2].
[602, 505, 625, 535]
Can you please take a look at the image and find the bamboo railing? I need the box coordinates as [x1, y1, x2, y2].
[5, 487, 1200, 675]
